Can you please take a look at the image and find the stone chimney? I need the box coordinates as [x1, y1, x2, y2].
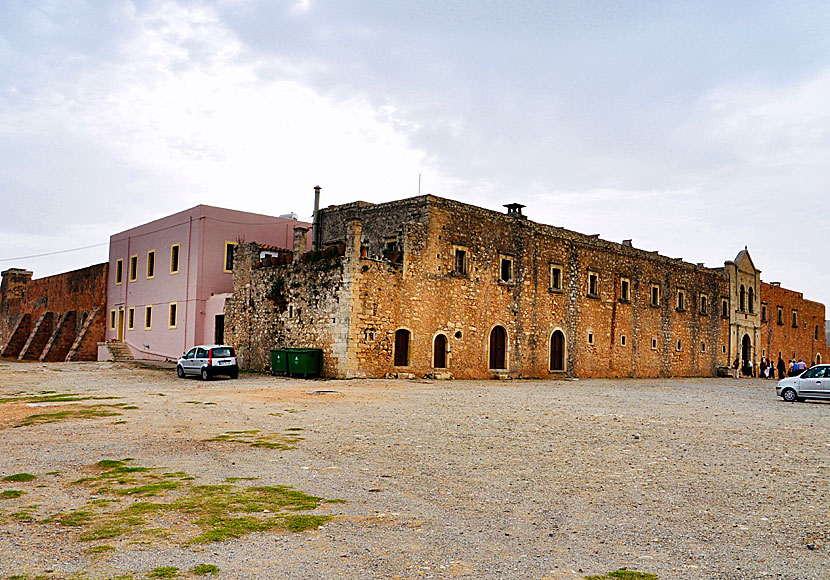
[293, 226, 310, 263]
[622, 239, 633, 247]
[504, 203, 527, 219]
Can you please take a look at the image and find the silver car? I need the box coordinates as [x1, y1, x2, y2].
[776, 364, 830, 402]
[177, 345, 238, 380]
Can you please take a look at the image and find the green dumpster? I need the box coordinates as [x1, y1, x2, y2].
[270, 349, 287, 376]
[285, 348, 323, 378]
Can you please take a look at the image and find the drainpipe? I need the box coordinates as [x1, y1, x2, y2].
[312, 185, 321, 251]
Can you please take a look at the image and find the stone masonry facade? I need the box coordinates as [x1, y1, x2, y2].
[0, 264, 108, 362]
[227, 195, 819, 379]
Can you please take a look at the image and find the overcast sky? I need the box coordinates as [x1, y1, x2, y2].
[1, 1, 829, 308]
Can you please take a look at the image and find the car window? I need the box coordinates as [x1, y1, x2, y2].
[211, 347, 233, 358]
[802, 366, 824, 378]
[186, 348, 197, 359]
[196, 348, 207, 358]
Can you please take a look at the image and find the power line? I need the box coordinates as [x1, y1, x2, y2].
[0, 242, 109, 263]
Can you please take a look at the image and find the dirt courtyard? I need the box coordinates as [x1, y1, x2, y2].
[0, 361, 827, 580]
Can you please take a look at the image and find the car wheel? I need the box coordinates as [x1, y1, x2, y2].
[782, 388, 798, 402]
[176, 365, 185, 378]
[200, 367, 210, 381]
[230, 370, 238, 379]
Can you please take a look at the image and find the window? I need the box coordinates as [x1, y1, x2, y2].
[115, 259, 123, 285]
[587, 332, 594, 345]
[127, 307, 135, 331]
[550, 265, 563, 291]
[146, 250, 155, 279]
[170, 244, 180, 274]
[722, 345, 727, 354]
[792, 310, 798, 328]
[777, 306, 783, 325]
[620, 278, 630, 302]
[676, 288, 685, 311]
[224, 242, 237, 273]
[739, 284, 746, 312]
[651, 338, 658, 350]
[453, 248, 467, 275]
[587, 272, 599, 297]
[721, 298, 729, 318]
[651, 285, 660, 307]
[129, 255, 138, 282]
[761, 303, 767, 322]
[499, 256, 513, 283]
[748, 287, 754, 313]
[621, 334, 627, 346]
[144, 305, 152, 330]
[169, 303, 177, 329]
[676, 339, 682, 351]
[700, 294, 708, 315]
[816, 326, 820, 341]
[701, 342, 707, 353]
[109, 310, 116, 330]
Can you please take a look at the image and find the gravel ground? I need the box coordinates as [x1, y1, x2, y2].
[0, 361, 828, 580]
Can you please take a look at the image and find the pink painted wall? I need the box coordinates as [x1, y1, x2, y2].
[105, 205, 310, 360]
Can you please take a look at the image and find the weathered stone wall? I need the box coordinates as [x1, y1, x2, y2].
[760, 282, 828, 365]
[229, 195, 733, 378]
[0, 264, 108, 360]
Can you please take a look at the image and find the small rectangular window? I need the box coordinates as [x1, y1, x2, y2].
[722, 345, 727, 354]
[621, 334, 627, 346]
[587, 272, 598, 297]
[792, 310, 798, 328]
[168, 303, 177, 329]
[700, 294, 708, 315]
[777, 306, 783, 325]
[147, 250, 155, 279]
[144, 305, 152, 330]
[677, 289, 685, 311]
[453, 248, 467, 275]
[127, 307, 135, 331]
[651, 285, 660, 307]
[550, 265, 563, 291]
[109, 310, 116, 330]
[620, 278, 630, 302]
[500, 257, 513, 283]
[170, 244, 180, 274]
[129, 255, 138, 282]
[701, 342, 706, 353]
[651, 338, 658, 350]
[587, 332, 594, 344]
[676, 339, 682, 351]
[760, 303, 767, 322]
[721, 298, 729, 318]
[224, 242, 237, 273]
[115, 259, 123, 285]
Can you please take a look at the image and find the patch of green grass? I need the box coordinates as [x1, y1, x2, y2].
[281, 514, 332, 532]
[584, 570, 659, 580]
[225, 477, 259, 482]
[205, 430, 303, 450]
[0, 393, 120, 404]
[12, 505, 39, 521]
[85, 544, 115, 554]
[97, 459, 133, 469]
[122, 405, 139, 410]
[3, 472, 36, 482]
[0, 489, 25, 499]
[17, 406, 121, 427]
[57, 510, 95, 526]
[190, 564, 219, 575]
[148, 566, 179, 578]
[112, 420, 128, 424]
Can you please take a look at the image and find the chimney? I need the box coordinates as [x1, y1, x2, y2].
[622, 239, 633, 247]
[504, 203, 527, 219]
[293, 226, 310, 263]
[312, 185, 322, 251]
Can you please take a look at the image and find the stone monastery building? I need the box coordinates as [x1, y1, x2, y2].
[226, 195, 828, 378]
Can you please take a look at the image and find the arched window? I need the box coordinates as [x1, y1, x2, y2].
[817, 353, 822, 364]
[550, 330, 565, 371]
[739, 285, 746, 312]
[394, 329, 410, 367]
[748, 287, 754, 314]
[489, 326, 507, 370]
[433, 334, 447, 369]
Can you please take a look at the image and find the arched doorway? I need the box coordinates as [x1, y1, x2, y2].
[394, 329, 410, 367]
[433, 334, 447, 368]
[489, 326, 506, 370]
[741, 334, 752, 376]
[817, 353, 822, 365]
[550, 330, 565, 371]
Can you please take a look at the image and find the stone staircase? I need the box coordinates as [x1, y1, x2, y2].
[106, 342, 134, 362]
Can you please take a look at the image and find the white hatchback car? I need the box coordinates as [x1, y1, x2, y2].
[177, 345, 238, 380]
[776, 364, 830, 402]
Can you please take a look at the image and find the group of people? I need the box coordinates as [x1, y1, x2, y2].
[736, 356, 810, 379]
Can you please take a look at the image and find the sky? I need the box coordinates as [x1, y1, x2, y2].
[1, 1, 829, 308]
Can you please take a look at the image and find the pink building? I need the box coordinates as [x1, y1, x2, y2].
[101, 205, 309, 361]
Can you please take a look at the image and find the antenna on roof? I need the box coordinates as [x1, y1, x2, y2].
[418, 173, 421, 195]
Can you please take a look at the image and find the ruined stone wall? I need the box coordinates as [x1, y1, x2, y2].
[224, 242, 351, 375]
[760, 282, 828, 365]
